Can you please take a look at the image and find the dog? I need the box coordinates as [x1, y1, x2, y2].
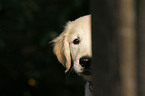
[52, 15, 92, 96]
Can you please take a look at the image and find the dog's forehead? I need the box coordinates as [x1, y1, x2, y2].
[71, 16, 91, 36]
[72, 16, 90, 31]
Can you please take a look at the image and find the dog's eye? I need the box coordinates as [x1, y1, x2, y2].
[73, 39, 80, 44]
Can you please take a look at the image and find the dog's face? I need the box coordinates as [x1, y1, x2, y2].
[52, 15, 92, 81]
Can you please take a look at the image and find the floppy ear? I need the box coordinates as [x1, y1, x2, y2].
[52, 22, 72, 73]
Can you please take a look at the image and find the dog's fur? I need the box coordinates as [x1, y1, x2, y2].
[52, 15, 92, 96]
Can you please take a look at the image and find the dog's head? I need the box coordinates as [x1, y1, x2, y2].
[52, 15, 92, 80]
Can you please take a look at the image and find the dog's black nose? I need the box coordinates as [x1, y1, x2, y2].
[79, 56, 91, 68]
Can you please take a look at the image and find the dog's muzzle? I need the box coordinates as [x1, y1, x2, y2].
[79, 56, 91, 75]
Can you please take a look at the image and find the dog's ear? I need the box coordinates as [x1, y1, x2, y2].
[52, 22, 72, 73]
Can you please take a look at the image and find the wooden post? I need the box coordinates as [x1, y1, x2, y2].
[91, 0, 137, 96]
[138, 0, 145, 96]
[91, 0, 121, 96]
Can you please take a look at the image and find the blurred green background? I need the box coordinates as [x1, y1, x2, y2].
[0, 0, 89, 96]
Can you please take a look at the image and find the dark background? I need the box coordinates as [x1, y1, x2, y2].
[0, 0, 89, 96]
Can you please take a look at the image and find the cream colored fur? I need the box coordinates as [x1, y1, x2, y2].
[52, 15, 92, 96]
[52, 15, 91, 73]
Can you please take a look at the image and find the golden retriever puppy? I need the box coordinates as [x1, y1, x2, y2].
[52, 15, 92, 96]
